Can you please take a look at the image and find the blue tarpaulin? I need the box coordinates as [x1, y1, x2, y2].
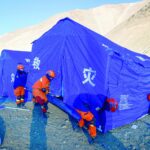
[48, 95, 81, 121]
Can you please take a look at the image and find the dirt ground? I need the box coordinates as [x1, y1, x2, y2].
[0, 97, 150, 150]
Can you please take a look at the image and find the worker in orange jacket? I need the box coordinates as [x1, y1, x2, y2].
[32, 70, 55, 113]
[73, 94, 118, 139]
[13, 64, 28, 106]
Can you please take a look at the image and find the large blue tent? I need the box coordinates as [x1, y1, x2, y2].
[25, 18, 150, 132]
[0, 50, 31, 101]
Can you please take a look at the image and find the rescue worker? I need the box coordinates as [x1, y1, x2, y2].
[73, 94, 118, 139]
[32, 70, 55, 113]
[13, 63, 28, 106]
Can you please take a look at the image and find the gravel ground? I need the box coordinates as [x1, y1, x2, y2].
[0, 98, 150, 150]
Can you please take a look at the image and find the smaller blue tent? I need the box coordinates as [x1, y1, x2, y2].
[0, 49, 31, 101]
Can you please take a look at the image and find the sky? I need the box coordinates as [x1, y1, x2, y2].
[0, 0, 141, 36]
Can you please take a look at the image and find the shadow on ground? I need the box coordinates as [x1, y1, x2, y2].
[30, 104, 50, 150]
[68, 115, 127, 149]
[0, 116, 6, 145]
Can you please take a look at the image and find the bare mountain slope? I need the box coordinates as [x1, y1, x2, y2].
[0, 0, 146, 53]
[107, 0, 150, 55]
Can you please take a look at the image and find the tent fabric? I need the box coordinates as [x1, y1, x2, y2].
[105, 51, 150, 131]
[0, 56, 4, 96]
[10, 17, 150, 132]
[0, 49, 31, 101]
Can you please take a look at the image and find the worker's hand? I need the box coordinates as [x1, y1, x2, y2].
[95, 107, 101, 111]
[41, 88, 46, 93]
[97, 125, 102, 132]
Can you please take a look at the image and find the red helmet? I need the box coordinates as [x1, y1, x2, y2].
[106, 98, 118, 112]
[46, 70, 56, 78]
[17, 64, 24, 70]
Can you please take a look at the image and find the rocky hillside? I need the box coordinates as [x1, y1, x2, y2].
[107, 0, 150, 56]
[0, 0, 148, 54]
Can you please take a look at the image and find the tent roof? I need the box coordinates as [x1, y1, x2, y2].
[32, 17, 150, 64]
[1, 49, 30, 59]
[32, 17, 116, 45]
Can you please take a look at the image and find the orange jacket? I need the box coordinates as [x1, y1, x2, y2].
[32, 75, 50, 91]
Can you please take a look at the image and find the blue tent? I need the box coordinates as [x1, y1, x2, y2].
[0, 49, 31, 101]
[28, 18, 150, 132]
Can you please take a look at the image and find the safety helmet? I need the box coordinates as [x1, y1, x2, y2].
[46, 70, 56, 78]
[17, 64, 24, 70]
[106, 98, 118, 112]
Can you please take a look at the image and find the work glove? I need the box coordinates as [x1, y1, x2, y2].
[95, 107, 101, 111]
[41, 88, 46, 93]
[97, 125, 102, 132]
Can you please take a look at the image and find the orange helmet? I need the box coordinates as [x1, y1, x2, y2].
[46, 70, 56, 78]
[17, 64, 24, 70]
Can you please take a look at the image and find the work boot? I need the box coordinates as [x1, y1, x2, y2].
[88, 137, 95, 144]
[16, 99, 21, 106]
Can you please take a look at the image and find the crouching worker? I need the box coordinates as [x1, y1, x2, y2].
[32, 70, 55, 113]
[13, 63, 28, 106]
[73, 94, 118, 140]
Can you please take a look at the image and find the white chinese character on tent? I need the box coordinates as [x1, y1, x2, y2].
[32, 57, 40, 70]
[11, 73, 15, 83]
[82, 67, 96, 86]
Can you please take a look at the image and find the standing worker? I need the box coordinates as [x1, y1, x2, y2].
[32, 70, 55, 113]
[13, 63, 28, 106]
